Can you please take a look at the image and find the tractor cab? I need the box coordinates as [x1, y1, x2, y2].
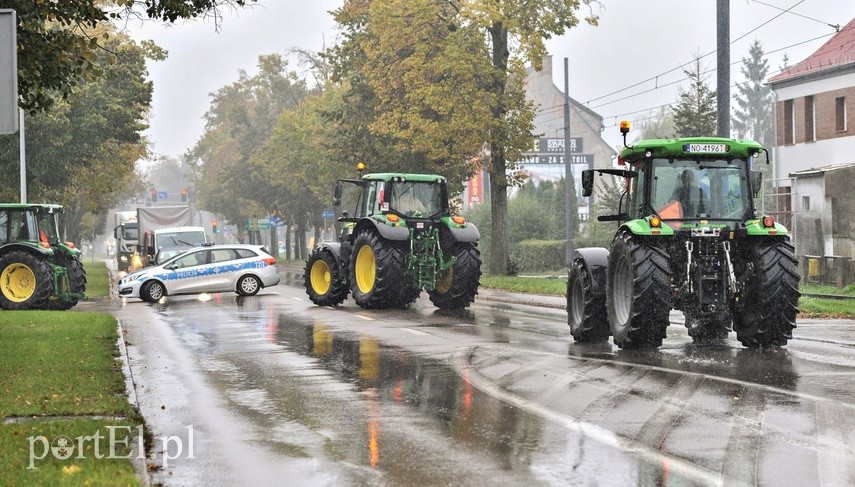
[335, 173, 449, 222]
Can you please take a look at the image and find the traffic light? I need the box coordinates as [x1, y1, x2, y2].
[150, 189, 157, 203]
[211, 220, 218, 233]
[180, 187, 189, 202]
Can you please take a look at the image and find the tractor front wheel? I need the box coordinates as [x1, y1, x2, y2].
[305, 248, 349, 306]
[428, 243, 481, 309]
[349, 231, 407, 309]
[567, 258, 609, 343]
[607, 231, 671, 349]
[44, 257, 87, 311]
[0, 251, 54, 310]
[733, 239, 800, 348]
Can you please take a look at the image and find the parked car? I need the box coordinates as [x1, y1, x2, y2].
[118, 244, 280, 302]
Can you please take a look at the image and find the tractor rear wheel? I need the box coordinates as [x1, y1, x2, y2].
[305, 248, 349, 306]
[0, 251, 54, 310]
[44, 257, 87, 311]
[567, 258, 609, 343]
[428, 243, 481, 309]
[733, 239, 800, 348]
[349, 231, 407, 309]
[607, 231, 671, 349]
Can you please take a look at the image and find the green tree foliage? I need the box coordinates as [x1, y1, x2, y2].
[5, 0, 253, 112]
[732, 39, 773, 148]
[328, 0, 596, 275]
[0, 28, 153, 243]
[672, 57, 717, 137]
[187, 54, 313, 241]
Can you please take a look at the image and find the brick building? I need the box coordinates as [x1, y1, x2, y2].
[768, 17, 855, 265]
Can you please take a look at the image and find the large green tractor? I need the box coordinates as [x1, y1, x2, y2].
[305, 169, 481, 310]
[567, 122, 799, 349]
[0, 204, 86, 310]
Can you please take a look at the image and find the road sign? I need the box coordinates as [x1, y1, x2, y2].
[521, 154, 593, 165]
[0, 10, 17, 134]
[158, 191, 168, 200]
[322, 210, 335, 219]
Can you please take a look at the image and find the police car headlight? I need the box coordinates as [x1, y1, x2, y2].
[121, 273, 144, 285]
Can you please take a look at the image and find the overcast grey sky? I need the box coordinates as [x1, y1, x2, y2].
[126, 0, 855, 159]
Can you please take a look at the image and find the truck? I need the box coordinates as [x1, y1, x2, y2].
[567, 121, 800, 350]
[304, 166, 481, 310]
[113, 210, 138, 272]
[0, 204, 86, 310]
[136, 206, 207, 268]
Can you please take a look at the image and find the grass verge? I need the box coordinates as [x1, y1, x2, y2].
[0, 311, 141, 485]
[83, 260, 110, 299]
[480, 275, 855, 318]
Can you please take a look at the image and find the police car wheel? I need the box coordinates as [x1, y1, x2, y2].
[237, 275, 261, 296]
[141, 280, 165, 302]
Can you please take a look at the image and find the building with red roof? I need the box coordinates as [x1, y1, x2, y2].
[768, 17, 855, 269]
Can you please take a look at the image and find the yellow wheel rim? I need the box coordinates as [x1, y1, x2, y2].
[435, 268, 454, 294]
[355, 244, 376, 294]
[310, 259, 332, 295]
[1, 263, 36, 303]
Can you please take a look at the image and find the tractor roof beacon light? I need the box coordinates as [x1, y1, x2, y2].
[357, 162, 366, 174]
[619, 120, 633, 149]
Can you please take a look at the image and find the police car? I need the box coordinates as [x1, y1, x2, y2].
[118, 244, 280, 302]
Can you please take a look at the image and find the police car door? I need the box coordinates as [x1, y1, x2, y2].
[167, 250, 211, 295]
[206, 248, 243, 293]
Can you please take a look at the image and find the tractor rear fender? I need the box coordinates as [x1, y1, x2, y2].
[573, 247, 610, 296]
[314, 242, 343, 262]
[354, 218, 410, 241]
[442, 222, 480, 243]
[0, 242, 54, 259]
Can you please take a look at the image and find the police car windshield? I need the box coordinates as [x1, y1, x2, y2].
[159, 231, 206, 250]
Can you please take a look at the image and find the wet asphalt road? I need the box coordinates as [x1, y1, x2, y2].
[90, 270, 855, 486]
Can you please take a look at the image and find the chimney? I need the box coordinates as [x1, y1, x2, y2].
[542, 54, 553, 77]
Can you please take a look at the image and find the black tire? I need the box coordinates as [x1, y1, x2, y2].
[141, 280, 166, 303]
[349, 231, 408, 309]
[44, 257, 87, 311]
[428, 243, 481, 309]
[606, 231, 671, 349]
[567, 258, 609, 343]
[304, 248, 349, 306]
[0, 251, 54, 310]
[399, 285, 421, 308]
[237, 275, 261, 296]
[733, 239, 800, 349]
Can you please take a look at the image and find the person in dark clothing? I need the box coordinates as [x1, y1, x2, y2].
[670, 169, 707, 217]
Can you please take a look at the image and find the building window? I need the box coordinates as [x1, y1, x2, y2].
[805, 95, 815, 142]
[784, 99, 794, 144]
[802, 196, 810, 212]
[836, 97, 847, 132]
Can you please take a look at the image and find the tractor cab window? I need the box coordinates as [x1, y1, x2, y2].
[36, 212, 59, 243]
[626, 163, 647, 220]
[337, 180, 369, 219]
[10, 211, 36, 241]
[390, 181, 442, 218]
[0, 212, 7, 243]
[651, 158, 750, 220]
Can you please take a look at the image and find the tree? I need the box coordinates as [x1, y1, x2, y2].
[328, 0, 598, 275]
[732, 39, 773, 148]
[672, 57, 717, 137]
[6, 0, 254, 111]
[635, 106, 676, 141]
[0, 28, 154, 243]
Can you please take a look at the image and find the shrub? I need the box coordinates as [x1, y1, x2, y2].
[513, 239, 566, 273]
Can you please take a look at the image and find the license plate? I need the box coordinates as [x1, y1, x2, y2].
[684, 143, 729, 153]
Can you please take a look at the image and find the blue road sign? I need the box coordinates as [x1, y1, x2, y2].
[158, 191, 168, 200]
[322, 210, 335, 219]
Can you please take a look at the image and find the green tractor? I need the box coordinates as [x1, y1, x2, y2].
[0, 204, 86, 311]
[567, 122, 799, 349]
[304, 169, 481, 310]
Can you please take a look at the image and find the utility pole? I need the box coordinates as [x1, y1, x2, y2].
[563, 57, 575, 267]
[716, 0, 730, 137]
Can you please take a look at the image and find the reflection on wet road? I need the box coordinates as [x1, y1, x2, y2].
[107, 279, 855, 486]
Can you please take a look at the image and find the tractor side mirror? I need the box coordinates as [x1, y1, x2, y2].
[333, 183, 342, 206]
[581, 170, 594, 197]
[751, 171, 763, 199]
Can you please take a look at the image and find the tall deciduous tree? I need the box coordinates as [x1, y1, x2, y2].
[673, 57, 717, 137]
[5, 0, 254, 111]
[328, 0, 597, 275]
[0, 28, 154, 243]
[732, 39, 773, 147]
[636, 106, 676, 141]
